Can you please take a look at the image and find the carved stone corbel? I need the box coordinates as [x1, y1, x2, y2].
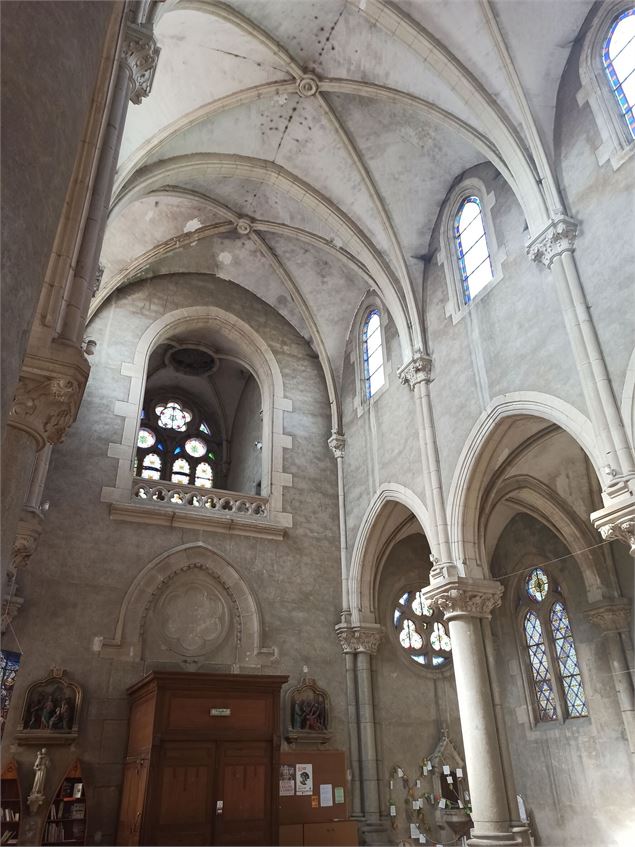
[335, 623, 384, 654]
[10, 507, 46, 575]
[526, 215, 578, 268]
[1, 592, 24, 635]
[397, 349, 433, 390]
[328, 432, 345, 460]
[591, 477, 635, 557]
[586, 599, 632, 633]
[121, 22, 160, 105]
[8, 348, 89, 450]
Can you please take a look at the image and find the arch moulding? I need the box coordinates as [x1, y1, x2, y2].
[100, 303, 293, 528]
[97, 542, 278, 666]
[348, 483, 433, 627]
[446, 392, 601, 573]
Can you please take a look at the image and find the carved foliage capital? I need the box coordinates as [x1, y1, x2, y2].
[397, 350, 433, 390]
[328, 432, 345, 459]
[335, 624, 383, 654]
[10, 509, 45, 576]
[598, 520, 635, 556]
[426, 578, 504, 621]
[122, 23, 160, 105]
[527, 216, 578, 268]
[586, 601, 631, 633]
[10, 371, 84, 449]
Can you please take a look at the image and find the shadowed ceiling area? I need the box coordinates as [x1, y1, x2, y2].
[95, 0, 594, 419]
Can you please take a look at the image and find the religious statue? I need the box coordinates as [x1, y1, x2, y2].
[28, 747, 50, 812]
[19, 669, 81, 740]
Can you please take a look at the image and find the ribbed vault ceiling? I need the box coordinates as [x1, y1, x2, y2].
[95, 0, 594, 429]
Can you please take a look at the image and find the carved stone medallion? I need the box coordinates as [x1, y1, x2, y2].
[156, 578, 229, 656]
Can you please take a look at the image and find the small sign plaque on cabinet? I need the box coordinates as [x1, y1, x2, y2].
[210, 708, 231, 716]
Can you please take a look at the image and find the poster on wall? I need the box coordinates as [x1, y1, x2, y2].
[296, 763, 313, 795]
[279, 764, 295, 796]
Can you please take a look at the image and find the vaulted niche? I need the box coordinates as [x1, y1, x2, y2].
[137, 341, 263, 497]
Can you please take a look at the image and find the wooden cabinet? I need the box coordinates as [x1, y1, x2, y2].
[116, 672, 287, 847]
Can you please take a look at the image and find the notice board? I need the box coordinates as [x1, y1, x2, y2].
[279, 750, 349, 824]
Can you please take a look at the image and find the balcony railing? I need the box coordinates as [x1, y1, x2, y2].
[132, 477, 269, 519]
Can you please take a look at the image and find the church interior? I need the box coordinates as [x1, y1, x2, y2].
[1, 1, 635, 845]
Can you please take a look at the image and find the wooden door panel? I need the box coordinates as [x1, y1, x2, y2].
[215, 742, 272, 846]
[116, 759, 148, 846]
[148, 743, 214, 846]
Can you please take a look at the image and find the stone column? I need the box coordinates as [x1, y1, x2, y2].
[329, 432, 350, 620]
[59, 22, 160, 344]
[335, 626, 362, 819]
[398, 352, 454, 571]
[587, 599, 635, 752]
[424, 577, 518, 846]
[335, 624, 385, 840]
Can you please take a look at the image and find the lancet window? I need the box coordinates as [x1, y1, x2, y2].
[603, 8, 635, 139]
[362, 309, 385, 399]
[454, 195, 493, 303]
[519, 567, 588, 723]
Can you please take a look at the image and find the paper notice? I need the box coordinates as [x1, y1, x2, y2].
[389, 804, 396, 816]
[334, 786, 345, 804]
[296, 764, 313, 795]
[311, 795, 318, 809]
[442, 765, 451, 775]
[447, 776, 453, 784]
[438, 798, 447, 809]
[456, 768, 463, 778]
[319, 784, 333, 807]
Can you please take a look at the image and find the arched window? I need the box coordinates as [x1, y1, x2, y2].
[136, 398, 217, 488]
[519, 567, 588, 723]
[454, 196, 493, 303]
[603, 9, 635, 139]
[393, 587, 452, 669]
[362, 309, 385, 399]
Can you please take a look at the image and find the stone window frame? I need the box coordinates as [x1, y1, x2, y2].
[513, 566, 590, 730]
[388, 581, 454, 679]
[577, 0, 635, 170]
[100, 307, 293, 533]
[351, 294, 391, 416]
[437, 177, 506, 324]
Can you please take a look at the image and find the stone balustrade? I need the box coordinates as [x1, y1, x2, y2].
[132, 477, 269, 518]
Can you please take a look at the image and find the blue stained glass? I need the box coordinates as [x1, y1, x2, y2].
[156, 442, 165, 451]
[1, 650, 21, 738]
[524, 611, 557, 721]
[603, 9, 635, 139]
[200, 421, 212, 435]
[174, 446, 183, 455]
[550, 601, 588, 718]
[526, 567, 549, 602]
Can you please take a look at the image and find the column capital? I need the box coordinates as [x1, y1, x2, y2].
[423, 576, 504, 621]
[591, 477, 635, 557]
[10, 507, 45, 578]
[526, 215, 578, 268]
[8, 345, 89, 450]
[397, 349, 433, 390]
[121, 22, 160, 105]
[586, 599, 632, 633]
[328, 431, 345, 459]
[335, 623, 384, 654]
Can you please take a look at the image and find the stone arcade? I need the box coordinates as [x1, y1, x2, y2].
[1, 1, 634, 846]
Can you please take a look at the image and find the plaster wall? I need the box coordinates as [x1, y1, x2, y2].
[0, 0, 118, 433]
[490, 514, 635, 846]
[226, 374, 264, 495]
[1, 275, 345, 845]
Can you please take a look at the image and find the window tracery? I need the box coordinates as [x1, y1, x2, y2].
[393, 588, 452, 669]
[362, 309, 385, 399]
[136, 398, 217, 489]
[519, 567, 588, 723]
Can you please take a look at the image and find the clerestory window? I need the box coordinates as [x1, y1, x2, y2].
[136, 399, 218, 489]
[362, 309, 385, 399]
[603, 8, 635, 139]
[519, 567, 588, 723]
[454, 195, 493, 304]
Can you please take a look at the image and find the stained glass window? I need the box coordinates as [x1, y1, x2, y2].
[603, 9, 635, 139]
[0, 651, 21, 738]
[155, 400, 192, 432]
[454, 196, 493, 303]
[200, 421, 212, 435]
[185, 437, 207, 458]
[137, 427, 156, 449]
[141, 452, 162, 480]
[362, 310, 385, 399]
[523, 611, 558, 721]
[171, 457, 190, 484]
[393, 588, 451, 668]
[526, 567, 549, 602]
[195, 462, 213, 488]
[550, 601, 589, 718]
